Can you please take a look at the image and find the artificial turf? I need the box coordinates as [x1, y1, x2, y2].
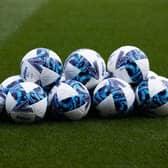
[0, 0, 168, 167]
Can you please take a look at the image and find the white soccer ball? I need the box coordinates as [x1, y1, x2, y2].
[0, 75, 24, 114]
[107, 46, 150, 85]
[48, 80, 91, 120]
[20, 48, 63, 90]
[64, 48, 106, 90]
[5, 82, 47, 123]
[93, 78, 135, 117]
[136, 76, 168, 116]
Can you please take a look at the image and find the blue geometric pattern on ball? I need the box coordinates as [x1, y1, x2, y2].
[126, 49, 146, 61]
[161, 79, 168, 87]
[65, 53, 99, 85]
[150, 90, 168, 108]
[10, 85, 46, 112]
[0, 92, 5, 99]
[2, 78, 24, 95]
[28, 48, 63, 75]
[137, 79, 168, 109]
[125, 59, 143, 83]
[51, 81, 90, 114]
[64, 80, 91, 110]
[94, 79, 128, 113]
[103, 72, 113, 80]
[116, 50, 144, 83]
[137, 80, 150, 107]
[116, 49, 146, 69]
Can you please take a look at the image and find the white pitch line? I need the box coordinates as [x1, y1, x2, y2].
[0, 0, 48, 46]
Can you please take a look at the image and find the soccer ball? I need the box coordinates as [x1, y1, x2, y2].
[64, 48, 106, 90]
[5, 82, 47, 123]
[93, 78, 135, 117]
[20, 48, 63, 90]
[0, 75, 24, 114]
[136, 76, 168, 116]
[107, 46, 150, 85]
[48, 80, 91, 120]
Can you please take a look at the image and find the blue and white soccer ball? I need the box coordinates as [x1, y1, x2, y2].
[136, 76, 168, 116]
[0, 75, 24, 114]
[107, 46, 150, 85]
[48, 80, 91, 120]
[93, 78, 135, 117]
[20, 48, 63, 90]
[5, 82, 47, 123]
[64, 49, 106, 90]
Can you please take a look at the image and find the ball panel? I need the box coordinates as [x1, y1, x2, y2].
[1, 75, 24, 88]
[113, 68, 132, 83]
[57, 82, 78, 101]
[21, 61, 40, 83]
[148, 78, 166, 98]
[49, 50, 62, 63]
[64, 61, 81, 80]
[6, 92, 18, 113]
[31, 97, 47, 118]
[96, 94, 116, 117]
[160, 76, 168, 87]
[9, 112, 36, 123]
[107, 49, 122, 73]
[85, 77, 101, 89]
[1, 75, 24, 96]
[136, 80, 150, 106]
[146, 71, 158, 79]
[64, 103, 89, 120]
[20, 82, 38, 93]
[52, 93, 88, 113]
[74, 49, 102, 65]
[121, 83, 135, 109]
[149, 89, 168, 109]
[135, 59, 149, 79]
[40, 67, 60, 87]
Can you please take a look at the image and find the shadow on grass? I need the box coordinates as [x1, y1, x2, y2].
[1, 106, 167, 126]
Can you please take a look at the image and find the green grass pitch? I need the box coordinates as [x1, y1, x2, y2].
[0, 0, 168, 167]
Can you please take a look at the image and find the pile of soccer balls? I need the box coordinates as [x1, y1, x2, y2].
[0, 46, 168, 123]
